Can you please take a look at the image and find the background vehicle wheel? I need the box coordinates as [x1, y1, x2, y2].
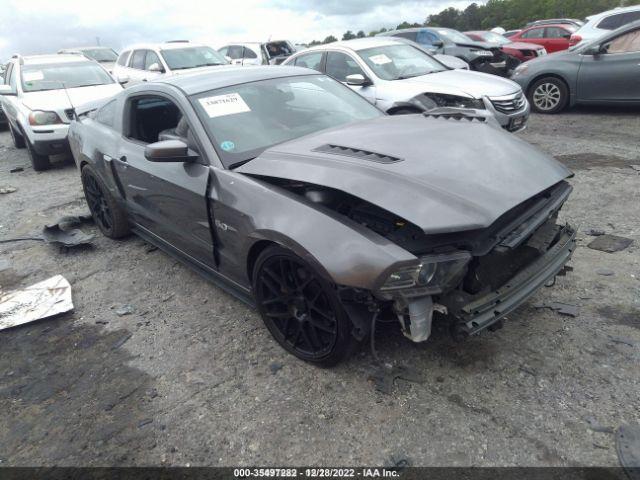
[9, 124, 25, 149]
[25, 139, 50, 171]
[81, 165, 130, 238]
[528, 77, 568, 114]
[252, 246, 357, 367]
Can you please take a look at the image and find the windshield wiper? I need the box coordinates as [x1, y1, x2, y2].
[194, 63, 225, 67]
[228, 158, 256, 169]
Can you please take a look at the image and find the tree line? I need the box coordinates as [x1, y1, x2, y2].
[306, 0, 631, 46]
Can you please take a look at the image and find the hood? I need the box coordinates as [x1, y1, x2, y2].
[21, 83, 122, 112]
[457, 40, 493, 50]
[392, 69, 520, 98]
[98, 61, 116, 73]
[168, 65, 229, 76]
[237, 115, 570, 234]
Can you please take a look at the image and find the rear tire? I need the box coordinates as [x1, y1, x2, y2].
[528, 77, 568, 114]
[81, 165, 130, 238]
[9, 123, 26, 149]
[252, 245, 357, 367]
[25, 138, 50, 171]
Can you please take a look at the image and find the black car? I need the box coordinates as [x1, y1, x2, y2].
[378, 27, 519, 76]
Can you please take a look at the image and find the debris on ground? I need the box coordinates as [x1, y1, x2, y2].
[533, 301, 579, 317]
[588, 234, 634, 253]
[115, 304, 134, 316]
[0, 187, 17, 194]
[269, 362, 283, 374]
[584, 416, 615, 434]
[583, 228, 606, 236]
[596, 268, 615, 276]
[369, 364, 425, 394]
[609, 335, 636, 347]
[629, 165, 640, 172]
[616, 424, 640, 480]
[9, 167, 24, 173]
[112, 332, 132, 349]
[0, 275, 73, 331]
[42, 214, 95, 248]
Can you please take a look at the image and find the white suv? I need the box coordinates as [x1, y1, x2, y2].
[0, 54, 122, 170]
[570, 5, 640, 47]
[112, 42, 228, 85]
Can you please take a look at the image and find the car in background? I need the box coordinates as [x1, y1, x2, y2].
[509, 24, 578, 53]
[218, 40, 296, 65]
[503, 29, 522, 38]
[113, 42, 228, 85]
[569, 5, 640, 48]
[68, 65, 575, 366]
[58, 46, 119, 73]
[388, 36, 469, 69]
[283, 37, 529, 132]
[526, 19, 584, 28]
[512, 20, 640, 113]
[0, 54, 122, 170]
[465, 30, 547, 62]
[377, 27, 512, 75]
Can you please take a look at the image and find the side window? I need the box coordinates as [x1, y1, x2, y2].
[127, 96, 182, 144]
[522, 27, 545, 39]
[605, 28, 640, 54]
[218, 47, 228, 56]
[144, 50, 162, 70]
[545, 27, 569, 39]
[622, 11, 640, 25]
[117, 51, 130, 66]
[95, 100, 117, 128]
[597, 13, 626, 30]
[293, 52, 323, 71]
[416, 30, 438, 45]
[393, 31, 418, 41]
[325, 52, 365, 82]
[4, 63, 13, 85]
[226, 45, 244, 59]
[130, 50, 146, 70]
[8, 64, 16, 89]
[243, 47, 258, 59]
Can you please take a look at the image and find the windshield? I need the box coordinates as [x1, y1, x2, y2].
[81, 48, 118, 62]
[476, 32, 510, 45]
[358, 44, 446, 80]
[161, 46, 228, 70]
[436, 29, 476, 44]
[21, 62, 115, 92]
[192, 75, 383, 168]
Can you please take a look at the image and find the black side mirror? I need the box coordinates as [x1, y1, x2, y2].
[144, 140, 197, 162]
[432, 40, 444, 48]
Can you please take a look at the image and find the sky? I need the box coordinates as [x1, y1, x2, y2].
[0, 0, 479, 59]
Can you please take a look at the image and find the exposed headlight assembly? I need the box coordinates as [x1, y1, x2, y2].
[422, 93, 485, 110]
[379, 251, 471, 294]
[471, 49, 494, 57]
[28, 110, 63, 126]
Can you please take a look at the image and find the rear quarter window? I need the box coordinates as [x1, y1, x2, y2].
[117, 51, 131, 66]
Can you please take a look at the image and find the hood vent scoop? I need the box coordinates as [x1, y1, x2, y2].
[313, 144, 403, 164]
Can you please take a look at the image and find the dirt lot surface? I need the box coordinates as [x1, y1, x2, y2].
[0, 107, 639, 467]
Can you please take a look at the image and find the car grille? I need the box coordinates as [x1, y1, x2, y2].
[490, 92, 527, 114]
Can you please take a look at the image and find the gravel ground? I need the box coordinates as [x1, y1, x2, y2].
[0, 107, 639, 467]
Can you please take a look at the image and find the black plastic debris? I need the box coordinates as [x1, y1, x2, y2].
[588, 235, 634, 253]
[534, 301, 579, 317]
[42, 214, 95, 248]
[616, 424, 640, 480]
[9, 167, 24, 173]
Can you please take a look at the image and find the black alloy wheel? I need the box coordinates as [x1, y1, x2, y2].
[81, 165, 130, 238]
[253, 246, 357, 366]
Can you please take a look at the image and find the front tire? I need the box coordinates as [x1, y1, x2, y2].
[81, 165, 130, 238]
[25, 138, 50, 171]
[528, 77, 568, 114]
[252, 246, 357, 367]
[9, 123, 26, 149]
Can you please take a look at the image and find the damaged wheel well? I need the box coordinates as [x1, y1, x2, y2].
[246, 239, 278, 282]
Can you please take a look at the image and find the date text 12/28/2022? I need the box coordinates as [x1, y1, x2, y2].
[233, 468, 400, 478]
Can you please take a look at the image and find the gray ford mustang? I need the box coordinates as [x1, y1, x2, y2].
[69, 65, 576, 366]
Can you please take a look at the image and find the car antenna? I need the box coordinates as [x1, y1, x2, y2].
[60, 81, 78, 121]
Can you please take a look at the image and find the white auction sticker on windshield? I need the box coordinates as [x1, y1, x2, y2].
[23, 71, 44, 82]
[369, 54, 392, 65]
[199, 93, 251, 118]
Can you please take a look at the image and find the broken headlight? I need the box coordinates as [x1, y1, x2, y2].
[421, 93, 485, 110]
[380, 251, 471, 294]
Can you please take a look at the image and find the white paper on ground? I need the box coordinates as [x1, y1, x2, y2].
[0, 275, 73, 331]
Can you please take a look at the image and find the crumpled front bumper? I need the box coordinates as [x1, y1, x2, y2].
[447, 224, 576, 336]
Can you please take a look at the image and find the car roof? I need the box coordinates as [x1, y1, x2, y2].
[120, 42, 207, 52]
[20, 54, 94, 65]
[155, 65, 317, 95]
[304, 37, 403, 52]
[588, 4, 640, 19]
[523, 23, 575, 30]
[61, 46, 112, 51]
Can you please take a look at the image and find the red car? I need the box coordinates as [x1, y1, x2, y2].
[508, 24, 578, 53]
[464, 31, 547, 62]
